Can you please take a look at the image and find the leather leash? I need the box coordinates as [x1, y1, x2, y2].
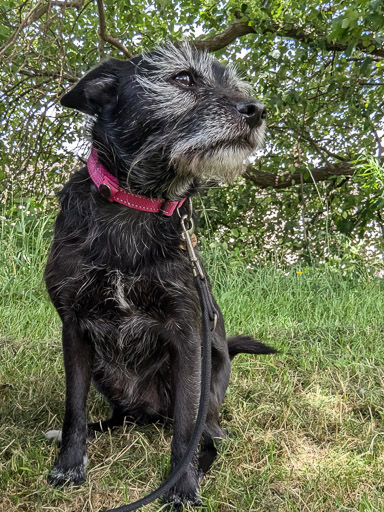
[103, 200, 217, 512]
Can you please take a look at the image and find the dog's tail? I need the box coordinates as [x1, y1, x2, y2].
[227, 335, 277, 360]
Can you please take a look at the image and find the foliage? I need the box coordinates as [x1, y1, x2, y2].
[198, 158, 384, 268]
[0, 0, 383, 265]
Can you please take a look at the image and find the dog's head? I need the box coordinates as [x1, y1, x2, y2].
[61, 43, 266, 198]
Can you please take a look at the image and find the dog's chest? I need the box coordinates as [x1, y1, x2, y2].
[77, 266, 197, 365]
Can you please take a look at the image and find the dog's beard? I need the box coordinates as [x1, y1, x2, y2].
[174, 146, 252, 182]
[170, 123, 265, 182]
[122, 117, 265, 198]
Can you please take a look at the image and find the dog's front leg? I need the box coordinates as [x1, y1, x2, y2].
[48, 322, 93, 486]
[165, 337, 202, 508]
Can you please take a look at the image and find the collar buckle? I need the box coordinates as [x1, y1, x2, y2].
[98, 183, 115, 201]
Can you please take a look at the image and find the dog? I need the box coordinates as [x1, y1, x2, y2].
[44, 42, 274, 510]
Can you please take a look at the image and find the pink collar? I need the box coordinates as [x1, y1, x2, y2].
[87, 148, 186, 216]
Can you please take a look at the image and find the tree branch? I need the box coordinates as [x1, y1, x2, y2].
[287, 127, 348, 163]
[193, 22, 255, 52]
[245, 161, 354, 189]
[0, 0, 47, 58]
[96, 0, 132, 59]
[19, 67, 78, 83]
[194, 21, 384, 58]
[0, 0, 84, 58]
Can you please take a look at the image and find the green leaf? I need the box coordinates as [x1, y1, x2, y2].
[360, 57, 373, 74]
[341, 18, 350, 29]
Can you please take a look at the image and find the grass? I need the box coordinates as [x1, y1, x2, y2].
[1, 207, 384, 512]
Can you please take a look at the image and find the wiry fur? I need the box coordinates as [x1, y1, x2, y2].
[45, 43, 273, 510]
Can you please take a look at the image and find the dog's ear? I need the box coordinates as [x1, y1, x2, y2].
[61, 58, 125, 115]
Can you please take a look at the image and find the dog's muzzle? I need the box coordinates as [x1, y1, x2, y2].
[236, 101, 267, 129]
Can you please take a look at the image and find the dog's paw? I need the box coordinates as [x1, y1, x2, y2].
[47, 461, 86, 487]
[162, 502, 205, 511]
[162, 490, 203, 511]
[45, 429, 62, 443]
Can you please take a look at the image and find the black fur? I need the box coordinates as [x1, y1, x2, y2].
[45, 43, 273, 509]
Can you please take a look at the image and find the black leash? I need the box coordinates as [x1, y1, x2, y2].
[103, 202, 217, 512]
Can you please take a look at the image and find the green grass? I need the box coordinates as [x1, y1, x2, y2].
[1, 209, 384, 512]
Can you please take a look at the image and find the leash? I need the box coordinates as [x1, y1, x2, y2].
[103, 200, 217, 512]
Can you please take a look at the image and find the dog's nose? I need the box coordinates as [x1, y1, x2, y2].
[236, 102, 267, 128]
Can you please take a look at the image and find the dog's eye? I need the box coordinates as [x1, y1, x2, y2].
[172, 71, 195, 87]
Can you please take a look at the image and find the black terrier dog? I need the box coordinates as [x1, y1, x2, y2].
[45, 43, 273, 509]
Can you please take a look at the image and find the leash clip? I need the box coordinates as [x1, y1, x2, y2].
[180, 214, 205, 280]
[179, 200, 218, 331]
[179, 199, 205, 280]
